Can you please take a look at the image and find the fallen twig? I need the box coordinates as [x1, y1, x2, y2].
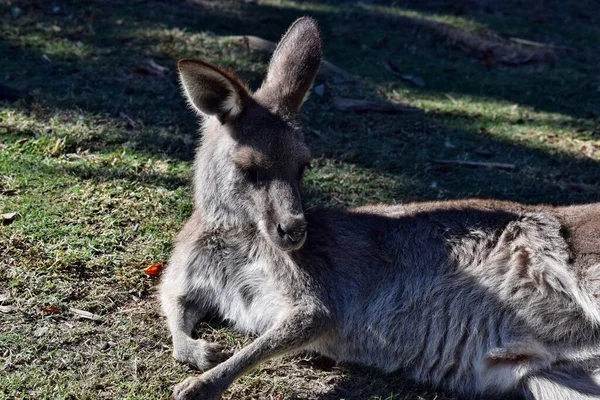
[332, 97, 422, 113]
[70, 307, 102, 321]
[509, 37, 574, 51]
[433, 159, 516, 170]
[119, 112, 136, 128]
[384, 59, 425, 87]
[147, 58, 169, 75]
[444, 93, 458, 105]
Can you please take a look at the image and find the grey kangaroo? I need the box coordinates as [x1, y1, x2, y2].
[160, 17, 600, 400]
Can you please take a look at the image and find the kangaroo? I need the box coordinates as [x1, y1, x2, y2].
[160, 17, 600, 400]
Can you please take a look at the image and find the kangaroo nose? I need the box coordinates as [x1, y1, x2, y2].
[277, 217, 307, 243]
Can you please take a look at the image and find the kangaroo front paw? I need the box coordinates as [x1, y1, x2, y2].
[173, 339, 230, 372]
[171, 376, 222, 400]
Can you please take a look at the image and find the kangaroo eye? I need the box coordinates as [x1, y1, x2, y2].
[243, 167, 265, 186]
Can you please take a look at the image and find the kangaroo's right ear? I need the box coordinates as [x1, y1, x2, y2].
[178, 59, 246, 124]
[255, 17, 322, 116]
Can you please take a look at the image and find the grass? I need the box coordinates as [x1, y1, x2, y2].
[1, 0, 598, 399]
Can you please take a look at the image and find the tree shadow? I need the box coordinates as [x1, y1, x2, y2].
[4, 0, 598, 120]
[2, 0, 598, 206]
[301, 102, 599, 205]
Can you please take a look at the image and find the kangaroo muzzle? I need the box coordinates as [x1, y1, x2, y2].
[277, 215, 307, 245]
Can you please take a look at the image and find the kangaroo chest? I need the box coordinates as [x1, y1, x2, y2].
[210, 254, 290, 335]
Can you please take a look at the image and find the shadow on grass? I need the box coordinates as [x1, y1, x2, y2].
[8, 1, 600, 114]
[3, 100, 597, 206]
[2, 0, 599, 121]
[1, 0, 598, 206]
[301, 107, 600, 205]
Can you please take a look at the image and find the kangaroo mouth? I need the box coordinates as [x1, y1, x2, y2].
[275, 229, 307, 251]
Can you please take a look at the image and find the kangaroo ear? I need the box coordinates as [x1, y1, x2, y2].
[178, 59, 246, 124]
[255, 17, 322, 116]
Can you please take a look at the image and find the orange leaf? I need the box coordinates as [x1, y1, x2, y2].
[144, 262, 165, 277]
[40, 305, 61, 315]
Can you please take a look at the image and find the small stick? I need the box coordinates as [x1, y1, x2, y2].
[433, 159, 516, 170]
[383, 59, 425, 87]
[70, 307, 102, 321]
[444, 93, 458, 105]
[509, 37, 574, 51]
[119, 112, 136, 128]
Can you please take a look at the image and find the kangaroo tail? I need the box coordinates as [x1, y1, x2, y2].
[523, 362, 600, 400]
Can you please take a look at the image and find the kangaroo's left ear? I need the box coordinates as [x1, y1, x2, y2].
[255, 17, 322, 117]
[178, 59, 247, 124]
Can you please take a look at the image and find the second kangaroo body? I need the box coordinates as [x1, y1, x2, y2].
[161, 17, 600, 400]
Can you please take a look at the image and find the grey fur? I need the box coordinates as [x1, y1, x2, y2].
[161, 16, 600, 400]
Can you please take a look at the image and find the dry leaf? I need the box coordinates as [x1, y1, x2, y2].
[40, 305, 61, 315]
[134, 66, 154, 75]
[0, 212, 16, 222]
[444, 141, 457, 149]
[144, 261, 165, 276]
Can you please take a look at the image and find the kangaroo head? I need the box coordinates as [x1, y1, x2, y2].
[178, 17, 322, 251]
